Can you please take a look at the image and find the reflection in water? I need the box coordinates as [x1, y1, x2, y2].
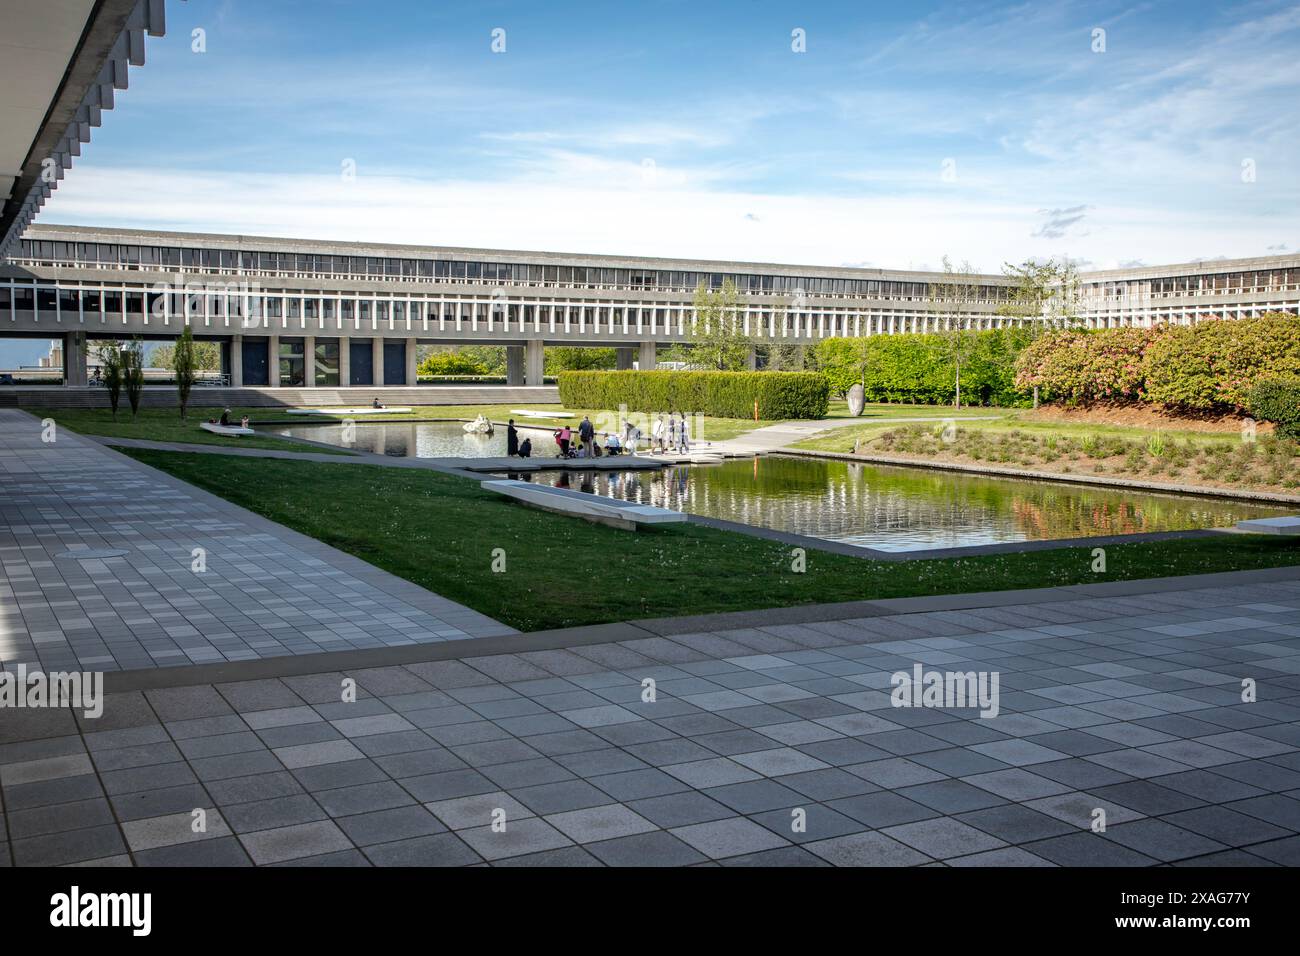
[274, 421, 564, 458]
[513, 455, 1289, 552]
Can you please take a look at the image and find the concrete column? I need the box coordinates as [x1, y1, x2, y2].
[372, 335, 384, 385]
[405, 338, 418, 387]
[506, 345, 525, 386]
[338, 337, 350, 387]
[746, 345, 757, 371]
[63, 331, 88, 386]
[304, 334, 316, 388]
[525, 339, 545, 386]
[616, 347, 635, 370]
[268, 334, 281, 387]
[638, 340, 656, 371]
[230, 335, 244, 387]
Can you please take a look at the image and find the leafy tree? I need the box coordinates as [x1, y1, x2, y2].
[666, 280, 754, 370]
[98, 342, 123, 420]
[998, 257, 1082, 328]
[545, 346, 617, 372]
[152, 339, 220, 372]
[418, 351, 490, 377]
[929, 256, 982, 408]
[173, 327, 197, 420]
[123, 339, 146, 421]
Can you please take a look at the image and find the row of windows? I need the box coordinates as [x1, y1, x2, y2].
[16, 240, 1009, 301]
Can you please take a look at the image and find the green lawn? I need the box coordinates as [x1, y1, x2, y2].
[793, 409, 1240, 454]
[28, 406, 352, 454]
[123, 448, 1300, 632]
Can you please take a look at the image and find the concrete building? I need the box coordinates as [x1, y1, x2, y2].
[2, 224, 1299, 391]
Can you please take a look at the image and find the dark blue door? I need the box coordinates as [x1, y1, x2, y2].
[349, 341, 373, 386]
[242, 339, 269, 386]
[383, 341, 406, 385]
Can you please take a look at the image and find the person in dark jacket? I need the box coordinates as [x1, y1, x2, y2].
[506, 419, 519, 456]
[518, 437, 532, 458]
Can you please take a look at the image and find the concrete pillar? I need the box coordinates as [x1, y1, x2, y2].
[405, 338, 418, 387]
[616, 347, 635, 370]
[338, 338, 350, 388]
[372, 335, 384, 386]
[304, 335, 316, 387]
[230, 335, 243, 387]
[746, 346, 757, 371]
[63, 331, 88, 386]
[268, 334, 281, 387]
[638, 340, 656, 371]
[506, 345, 525, 386]
[525, 339, 545, 386]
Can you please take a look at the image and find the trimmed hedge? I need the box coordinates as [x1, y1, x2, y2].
[556, 370, 830, 419]
[1015, 314, 1300, 409]
[1247, 376, 1300, 439]
[812, 329, 1035, 406]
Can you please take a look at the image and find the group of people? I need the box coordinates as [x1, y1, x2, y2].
[502, 412, 690, 460]
[631, 412, 690, 455]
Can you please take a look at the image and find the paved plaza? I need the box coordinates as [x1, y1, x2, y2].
[1, 573, 1299, 866]
[0, 409, 513, 673]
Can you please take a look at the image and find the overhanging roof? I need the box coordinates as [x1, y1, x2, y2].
[0, 0, 165, 259]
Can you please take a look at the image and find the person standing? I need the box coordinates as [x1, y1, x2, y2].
[678, 412, 690, 452]
[578, 415, 595, 457]
[652, 413, 666, 454]
[506, 419, 519, 456]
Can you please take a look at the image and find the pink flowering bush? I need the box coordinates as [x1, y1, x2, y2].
[1015, 313, 1300, 410]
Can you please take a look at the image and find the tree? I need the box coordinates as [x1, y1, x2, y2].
[152, 339, 220, 372]
[998, 257, 1082, 329]
[98, 342, 123, 420]
[545, 346, 617, 373]
[929, 256, 982, 408]
[666, 279, 755, 370]
[173, 327, 197, 420]
[418, 351, 489, 377]
[123, 339, 146, 421]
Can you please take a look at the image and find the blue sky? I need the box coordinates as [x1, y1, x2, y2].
[28, 0, 1300, 272]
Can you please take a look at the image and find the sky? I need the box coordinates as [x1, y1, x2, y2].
[20, 0, 1300, 288]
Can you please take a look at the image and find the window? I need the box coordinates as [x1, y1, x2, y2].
[279, 337, 305, 386]
[315, 339, 339, 386]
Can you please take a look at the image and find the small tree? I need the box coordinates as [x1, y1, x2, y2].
[123, 338, 146, 421]
[174, 327, 196, 420]
[929, 256, 982, 408]
[667, 279, 754, 370]
[99, 342, 123, 420]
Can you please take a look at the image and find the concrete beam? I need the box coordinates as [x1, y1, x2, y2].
[406, 339, 418, 386]
[304, 334, 316, 387]
[372, 335, 384, 385]
[268, 334, 280, 387]
[230, 334, 243, 387]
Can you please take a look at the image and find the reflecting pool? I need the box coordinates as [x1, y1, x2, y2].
[511, 455, 1288, 552]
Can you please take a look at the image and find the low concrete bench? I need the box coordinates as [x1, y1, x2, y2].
[1236, 516, 1300, 535]
[481, 478, 686, 530]
[199, 422, 254, 436]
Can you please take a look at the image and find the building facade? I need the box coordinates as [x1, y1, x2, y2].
[3, 224, 1299, 388]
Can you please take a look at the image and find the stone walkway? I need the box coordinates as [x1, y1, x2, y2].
[2, 572, 1298, 866]
[693, 413, 1001, 458]
[0, 410, 514, 673]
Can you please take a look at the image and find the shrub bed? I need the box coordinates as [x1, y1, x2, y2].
[1248, 377, 1300, 439]
[557, 370, 830, 419]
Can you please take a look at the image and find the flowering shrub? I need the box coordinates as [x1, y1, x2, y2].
[1013, 313, 1300, 410]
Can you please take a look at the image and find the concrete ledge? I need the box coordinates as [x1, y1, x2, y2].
[483, 478, 686, 529]
[98, 563, 1300, 691]
[1238, 515, 1300, 535]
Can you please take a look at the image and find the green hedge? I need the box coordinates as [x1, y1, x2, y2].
[812, 329, 1035, 406]
[556, 370, 830, 419]
[1247, 377, 1300, 439]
